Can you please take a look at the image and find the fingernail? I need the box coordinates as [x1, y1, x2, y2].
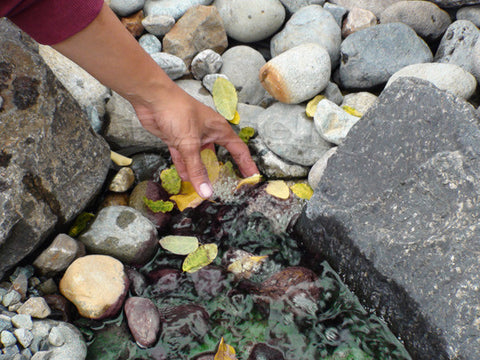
[199, 183, 213, 198]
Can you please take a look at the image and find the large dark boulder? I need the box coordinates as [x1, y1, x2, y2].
[0, 19, 110, 279]
[295, 77, 480, 359]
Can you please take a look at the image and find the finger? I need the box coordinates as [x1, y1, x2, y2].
[215, 131, 259, 178]
[179, 142, 213, 199]
[169, 146, 189, 181]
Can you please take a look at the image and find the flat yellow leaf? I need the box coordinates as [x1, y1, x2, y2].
[170, 185, 203, 211]
[342, 105, 362, 117]
[236, 173, 262, 190]
[110, 151, 132, 166]
[227, 255, 268, 278]
[306, 95, 325, 117]
[213, 77, 238, 121]
[214, 337, 237, 360]
[201, 148, 220, 183]
[266, 180, 290, 199]
[159, 235, 199, 255]
[182, 243, 218, 273]
[290, 183, 314, 200]
[229, 111, 240, 125]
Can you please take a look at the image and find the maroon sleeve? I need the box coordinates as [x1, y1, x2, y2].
[2, 0, 104, 45]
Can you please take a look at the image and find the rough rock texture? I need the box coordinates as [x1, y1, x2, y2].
[162, 5, 227, 68]
[0, 19, 110, 280]
[295, 78, 480, 359]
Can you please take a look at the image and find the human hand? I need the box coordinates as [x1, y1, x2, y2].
[132, 82, 259, 199]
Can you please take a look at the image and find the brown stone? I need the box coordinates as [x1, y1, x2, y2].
[0, 19, 110, 280]
[163, 5, 228, 68]
[121, 10, 145, 38]
[342, 7, 378, 38]
[99, 192, 130, 209]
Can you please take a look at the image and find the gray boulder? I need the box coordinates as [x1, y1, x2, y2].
[430, 0, 480, 8]
[295, 78, 480, 359]
[435, 20, 480, 75]
[0, 19, 110, 280]
[323, 3, 348, 27]
[338, 22, 432, 89]
[270, 5, 341, 68]
[257, 102, 332, 166]
[456, 5, 480, 27]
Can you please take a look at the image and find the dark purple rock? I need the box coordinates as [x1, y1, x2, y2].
[125, 267, 147, 296]
[43, 294, 72, 322]
[148, 268, 183, 296]
[160, 304, 209, 338]
[248, 343, 285, 360]
[189, 266, 226, 298]
[124, 296, 161, 348]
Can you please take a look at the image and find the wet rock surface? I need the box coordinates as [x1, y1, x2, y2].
[296, 77, 480, 359]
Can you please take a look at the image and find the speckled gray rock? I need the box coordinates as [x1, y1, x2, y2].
[14, 328, 33, 348]
[295, 77, 480, 359]
[250, 138, 310, 179]
[308, 146, 338, 189]
[176, 79, 216, 110]
[321, 82, 343, 106]
[220, 46, 266, 105]
[386, 62, 477, 99]
[260, 43, 331, 104]
[138, 34, 162, 54]
[2, 291, 20, 308]
[314, 99, 361, 145]
[338, 22, 433, 89]
[38, 45, 111, 117]
[236, 103, 265, 130]
[471, 36, 480, 82]
[213, 0, 286, 43]
[435, 20, 480, 74]
[323, 3, 348, 27]
[150, 52, 187, 80]
[258, 102, 332, 166]
[202, 73, 229, 93]
[456, 5, 480, 27]
[144, 0, 213, 19]
[341, 92, 377, 115]
[109, 0, 145, 16]
[191, 49, 223, 80]
[1, 330, 16, 347]
[279, 0, 325, 13]
[141, 14, 175, 36]
[329, 0, 404, 17]
[79, 206, 158, 265]
[271, 5, 341, 67]
[380, 1, 451, 41]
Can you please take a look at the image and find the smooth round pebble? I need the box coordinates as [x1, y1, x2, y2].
[109, 0, 145, 16]
[109, 167, 135, 192]
[2, 290, 21, 307]
[308, 147, 338, 190]
[213, 0, 286, 43]
[260, 43, 331, 104]
[124, 297, 161, 348]
[1, 330, 17, 347]
[191, 49, 223, 80]
[386, 62, 477, 99]
[279, 0, 325, 13]
[341, 92, 378, 115]
[150, 52, 187, 80]
[144, 0, 213, 19]
[141, 14, 175, 36]
[48, 326, 65, 347]
[139, 34, 162, 54]
[342, 7, 377, 38]
[457, 5, 480, 27]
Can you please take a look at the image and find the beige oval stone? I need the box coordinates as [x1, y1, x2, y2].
[109, 167, 135, 192]
[17, 297, 51, 319]
[59, 255, 129, 319]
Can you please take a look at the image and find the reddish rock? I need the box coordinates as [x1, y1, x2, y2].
[121, 10, 145, 38]
[124, 297, 161, 348]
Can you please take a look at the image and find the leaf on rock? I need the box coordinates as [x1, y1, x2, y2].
[236, 174, 262, 190]
[214, 337, 237, 360]
[306, 95, 325, 117]
[201, 148, 220, 183]
[266, 180, 290, 199]
[143, 197, 175, 213]
[110, 150, 132, 166]
[213, 77, 238, 121]
[238, 127, 255, 144]
[182, 243, 218, 273]
[159, 235, 199, 255]
[341, 105, 362, 117]
[227, 254, 268, 279]
[68, 212, 95, 237]
[290, 183, 314, 200]
[229, 111, 240, 125]
[160, 166, 182, 195]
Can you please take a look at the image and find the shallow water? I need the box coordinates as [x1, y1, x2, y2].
[79, 194, 412, 360]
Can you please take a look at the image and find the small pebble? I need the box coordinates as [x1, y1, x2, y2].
[1, 330, 17, 347]
[2, 290, 21, 307]
[17, 297, 51, 319]
[31, 351, 53, 360]
[14, 328, 34, 348]
[36, 279, 58, 295]
[109, 167, 135, 192]
[48, 326, 65, 347]
[9, 303, 23, 312]
[342, 7, 377, 38]
[10, 273, 28, 300]
[2, 345, 20, 356]
[141, 14, 175, 36]
[138, 34, 162, 54]
[121, 10, 145, 38]
[110, 0, 145, 17]
[314, 99, 360, 145]
[11, 314, 33, 330]
[0, 315, 12, 332]
[191, 49, 223, 80]
[150, 52, 187, 80]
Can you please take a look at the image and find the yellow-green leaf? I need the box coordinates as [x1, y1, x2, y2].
[110, 150, 132, 166]
[236, 173, 262, 190]
[143, 197, 174, 213]
[160, 166, 182, 195]
[341, 105, 362, 117]
[290, 183, 314, 200]
[238, 126, 255, 144]
[214, 337, 237, 360]
[213, 77, 238, 121]
[159, 235, 199, 255]
[201, 148, 220, 183]
[68, 212, 95, 237]
[306, 95, 325, 117]
[266, 180, 290, 199]
[229, 111, 240, 125]
[182, 243, 218, 273]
